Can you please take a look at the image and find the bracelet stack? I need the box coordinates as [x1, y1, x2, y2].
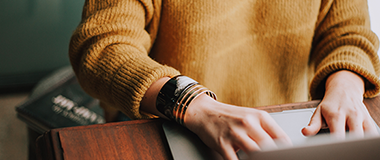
[156, 76, 217, 126]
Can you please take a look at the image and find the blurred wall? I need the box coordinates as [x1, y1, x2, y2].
[0, 0, 84, 90]
[368, 0, 380, 56]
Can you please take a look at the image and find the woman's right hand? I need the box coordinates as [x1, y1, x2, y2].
[184, 94, 292, 160]
[140, 77, 291, 160]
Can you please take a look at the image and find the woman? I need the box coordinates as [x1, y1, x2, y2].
[69, 0, 380, 159]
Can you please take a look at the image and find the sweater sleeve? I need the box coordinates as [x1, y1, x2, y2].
[69, 0, 180, 119]
[309, 0, 380, 99]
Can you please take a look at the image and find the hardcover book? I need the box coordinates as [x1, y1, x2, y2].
[16, 66, 106, 134]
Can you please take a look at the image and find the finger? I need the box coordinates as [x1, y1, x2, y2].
[248, 128, 278, 150]
[302, 107, 323, 136]
[218, 143, 239, 160]
[357, 104, 380, 136]
[346, 116, 364, 137]
[325, 113, 346, 139]
[234, 134, 260, 153]
[363, 119, 379, 136]
[259, 118, 292, 146]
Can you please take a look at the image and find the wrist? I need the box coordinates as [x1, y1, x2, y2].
[325, 70, 365, 96]
[155, 75, 217, 125]
[184, 93, 219, 131]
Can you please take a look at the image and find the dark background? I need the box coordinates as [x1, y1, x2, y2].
[0, 0, 85, 93]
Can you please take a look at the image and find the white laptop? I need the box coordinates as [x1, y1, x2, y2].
[162, 108, 380, 160]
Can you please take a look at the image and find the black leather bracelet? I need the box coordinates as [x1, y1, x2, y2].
[156, 76, 198, 120]
[156, 75, 216, 125]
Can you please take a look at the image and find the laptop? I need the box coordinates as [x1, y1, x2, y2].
[162, 108, 380, 160]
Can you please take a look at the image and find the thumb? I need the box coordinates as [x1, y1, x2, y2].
[302, 107, 323, 136]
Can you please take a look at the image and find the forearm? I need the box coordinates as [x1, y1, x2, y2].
[309, 0, 380, 99]
[70, 0, 181, 119]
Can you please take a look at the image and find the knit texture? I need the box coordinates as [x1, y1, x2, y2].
[69, 0, 380, 119]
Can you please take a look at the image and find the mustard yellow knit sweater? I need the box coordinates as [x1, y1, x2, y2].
[69, 0, 380, 119]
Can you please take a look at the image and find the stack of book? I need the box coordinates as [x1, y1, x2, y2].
[15, 66, 129, 160]
[16, 66, 107, 134]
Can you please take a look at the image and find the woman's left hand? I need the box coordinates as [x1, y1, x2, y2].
[302, 70, 379, 138]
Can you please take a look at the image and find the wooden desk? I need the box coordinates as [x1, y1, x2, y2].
[36, 97, 380, 160]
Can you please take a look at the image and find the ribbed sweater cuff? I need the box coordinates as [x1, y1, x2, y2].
[310, 46, 380, 99]
[110, 56, 180, 119]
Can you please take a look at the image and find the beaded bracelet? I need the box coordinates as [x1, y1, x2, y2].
[156, 76, 217, 125]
